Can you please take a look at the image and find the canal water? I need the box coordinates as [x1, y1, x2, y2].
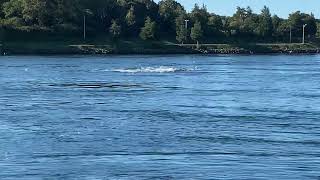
[0, 55, 320, 179]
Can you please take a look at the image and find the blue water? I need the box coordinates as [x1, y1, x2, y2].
[0, 55, 320, 179]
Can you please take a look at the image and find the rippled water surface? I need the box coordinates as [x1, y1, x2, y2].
[1, 55, 320, 179]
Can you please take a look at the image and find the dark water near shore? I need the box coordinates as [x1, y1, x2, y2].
[0, 55, 320, 179]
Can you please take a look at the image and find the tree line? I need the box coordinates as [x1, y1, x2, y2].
[0, 0, 318, 43]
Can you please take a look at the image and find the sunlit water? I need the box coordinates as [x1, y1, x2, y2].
[0, 55, 320, 179]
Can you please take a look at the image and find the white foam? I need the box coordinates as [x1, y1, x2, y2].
[112, 66, 180, 73]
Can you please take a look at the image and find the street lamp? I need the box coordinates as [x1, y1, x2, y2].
[183, 19, 189, 45]
[83, 9, 92, 41]
[302, 24, 307, 44]
[289, 26, 292, 43]
[184, 19, 189, 29]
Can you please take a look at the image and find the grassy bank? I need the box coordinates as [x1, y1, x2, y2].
[1, 40, 198, 55]
[179, 43, 320, 54]
[1, 37, 320, 55]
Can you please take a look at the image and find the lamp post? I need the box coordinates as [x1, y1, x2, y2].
[83, 13, 86, 41]
[302, 24, 307, 44]
[289, 26, 292, 43]
[185, 19, 189, 29]
[184, 19, 189, 45]
[83, 9, 91, 41]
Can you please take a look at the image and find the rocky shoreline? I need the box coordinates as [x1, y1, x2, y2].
[201, 48, 320, 55]
[2, 43, 320, 55]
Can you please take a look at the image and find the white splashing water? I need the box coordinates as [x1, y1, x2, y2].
[111, 66, 185, 73]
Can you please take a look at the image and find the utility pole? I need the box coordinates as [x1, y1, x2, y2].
[185, 19, 189, 29]
[289, 26, 292, 43]
[83, 13, 86, 41]
[184, 19, 189, 45]
[302, 24, 307, 44]
[83, 9, 91, 41]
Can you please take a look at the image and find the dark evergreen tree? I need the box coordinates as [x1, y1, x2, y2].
[140, 17, 156, 40]
[109, 19, 121, 39]
[257, 6, 273, 37]
[0, 0, 318, 43]
[191, 21, 203, 46]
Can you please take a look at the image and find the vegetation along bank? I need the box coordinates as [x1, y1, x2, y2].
[0, 0, 320, 54]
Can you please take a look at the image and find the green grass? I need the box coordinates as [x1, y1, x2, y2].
[1, 35, 199, 55]
[1, 32, 320, 55]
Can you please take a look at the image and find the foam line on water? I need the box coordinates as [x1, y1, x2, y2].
[107, 66, 197, 73]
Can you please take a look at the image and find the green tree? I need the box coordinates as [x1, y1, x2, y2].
[190, 4, 209, 30]
[230, 6, 258, 36]
[126, 6, 136, 27]
[0, 0, 318, 44]
[3, 0, 24, 18]
[316, 22, 320, 38]
[304, 13, 317, 37]
[109, 19, 121, 38]
[288, 11, 317, 39]
[55, 0, 80, 24]
[158, 0, 185, 35]
[176, 26, 187, 43]
[175, 14, 188, 43]
[78, 0, 120, 32]
[140, 17, 156, 40]
[22, 0, 58, 26]
[191, 21, 203, 47]
[3, 0, 81, 28]
[257, 6, 273, 37]
[272, 15, 282, 36]
[207, 13, 223, 36]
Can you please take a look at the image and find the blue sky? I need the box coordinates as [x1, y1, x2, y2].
[154, 0, 319, 18]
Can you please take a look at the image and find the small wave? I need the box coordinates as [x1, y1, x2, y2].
[111, 66, 192, 73]
[48, 83, 143, 89]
